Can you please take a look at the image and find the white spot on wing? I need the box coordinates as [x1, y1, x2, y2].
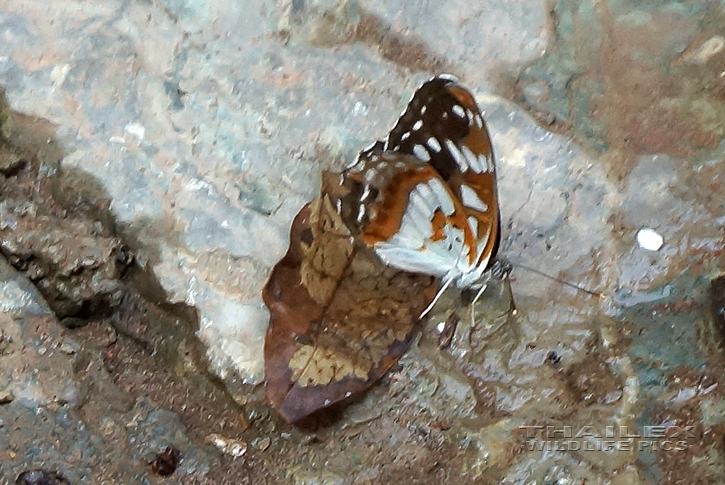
[468, 215, 478, 235]
[479, 154, 492, 172]
[364, 169, 376, 183]
[427, 178, 455, 215]
[445, 139, 468, 171]
[413, 144, 430, 161]
[413, 120, 423, 131]
[357, 203, 366, 222]
[452, 105, 466, 118]
[361, 184, 372, 201]
[460, 185, 488, 212]
[461, 145, 482, 173]
[415, 183, 436, 211]
[427, 137, 441, 152]
[401, 132, 411, 141]
[421, 105, 427, 115]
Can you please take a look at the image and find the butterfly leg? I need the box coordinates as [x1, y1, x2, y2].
[469, 279, 489, 328]
[468, 259, 516, 329]
[490, 258, 517, 316]
[420, 275, 455, 318]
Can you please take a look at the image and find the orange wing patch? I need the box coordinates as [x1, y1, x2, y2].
[430, 208, 447, 241]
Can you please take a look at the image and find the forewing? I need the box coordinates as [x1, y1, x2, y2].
[385, 76, 501, 270]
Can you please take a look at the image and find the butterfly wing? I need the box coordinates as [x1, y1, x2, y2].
[341, 152, 479, 282]
[386, 76, 501, 276]
[345, 76, 500, 287]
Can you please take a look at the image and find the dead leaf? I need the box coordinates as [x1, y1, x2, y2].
[263, 194, 434, 423]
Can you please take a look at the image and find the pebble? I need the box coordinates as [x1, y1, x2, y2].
[636, 228, 664, 251]
[206, 433, 247, 457]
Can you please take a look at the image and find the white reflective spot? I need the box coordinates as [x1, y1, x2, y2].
[335, 199, 342, 213]
[361, 184, 372, 201]
[461, 145, 482, 173]
[466, 109, 476, 121]
[637, 228, 663, 251]
[445, 139, 468, 171]
[461, 185, 488, 212]
[401, 131, 411, 141]
[427, 137, 441, 152]
[442, 112, 448, 119]
[413, 120, 423, 131]
[50, 64, 71, 86]
[427, 178, 455, 215]
[452, 105, 466, 118]
[364, 169, 376, 182]
[421, 105, 427, 115]
[474, 115, 483, 128]
[436, 321, 446, 333]
[124, 122, 145, 142]
[413, 144, 430, 161]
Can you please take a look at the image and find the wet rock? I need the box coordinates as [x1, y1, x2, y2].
[0, 152, 26, 177]
[0, 257, 77, 408]
[0, 388, 14, 404]
[564, 354, 622, 405]
[0, 209, 130, 319]
[15, 470, 70, 485]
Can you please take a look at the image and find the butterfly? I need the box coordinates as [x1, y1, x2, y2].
[263, 75, 501, 422]
[336, 75, 502, 314]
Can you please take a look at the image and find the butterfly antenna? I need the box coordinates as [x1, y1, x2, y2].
[508, 261, 602, 298]
[420, 275, 455, 318]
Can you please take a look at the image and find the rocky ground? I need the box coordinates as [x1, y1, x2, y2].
[0, 0, 724, 483]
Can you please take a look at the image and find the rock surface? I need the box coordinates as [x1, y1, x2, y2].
[0, 0, 724, 483]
